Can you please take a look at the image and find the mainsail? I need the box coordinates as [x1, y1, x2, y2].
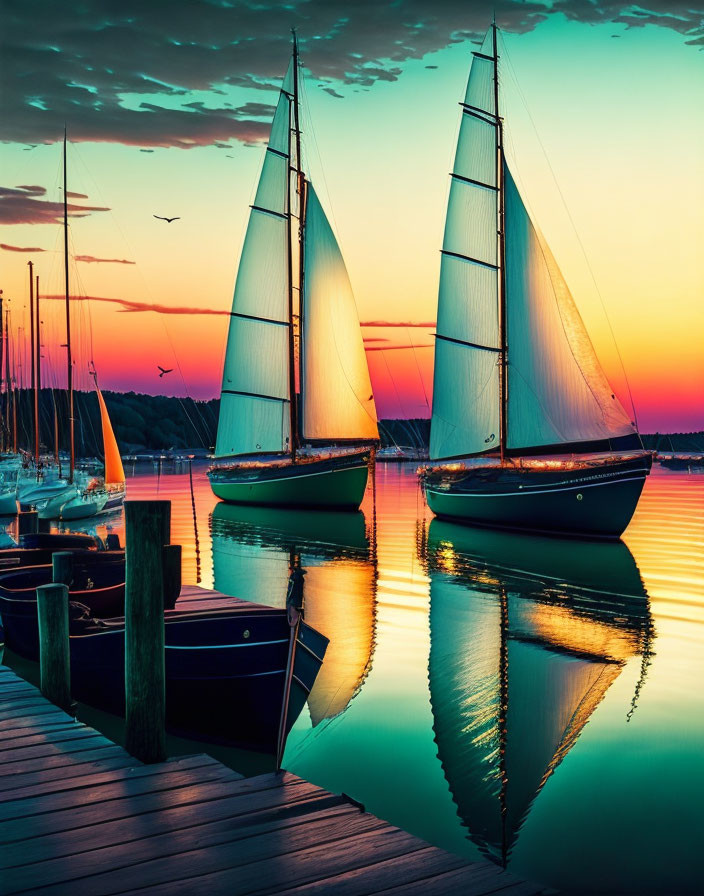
[430, 28, 636, 461]
[96, 388, 125, 484]
[215, 64, 294, 458]
[430, 32, 500, 460]
[301, 184, 378, 442]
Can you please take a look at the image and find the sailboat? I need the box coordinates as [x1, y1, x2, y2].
[423, 518, 653, 865]
[208, 34, 378, 511]
[420, 24, 652, 539]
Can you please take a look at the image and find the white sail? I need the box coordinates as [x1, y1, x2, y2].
[430, 38, 500, 461]
[215, 73, 293, 458]
[301, 184, 378, 442]
[504, 165, 635, 450]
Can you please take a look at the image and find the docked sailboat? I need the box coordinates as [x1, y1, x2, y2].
[209, 35, 378, 510]
[420, 25, 651, 538]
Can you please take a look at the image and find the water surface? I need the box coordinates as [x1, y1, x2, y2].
[9, 460, 704, 893]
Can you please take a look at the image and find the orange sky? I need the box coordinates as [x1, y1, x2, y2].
[1, 15, 702, 432]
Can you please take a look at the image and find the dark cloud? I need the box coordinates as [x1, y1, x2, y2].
[320, 87, 344, 99]
[75, 255, 135, 265]
[0, 185, 110, 225]
[0, 243, 45, 252]
[1, 1, 699, 149]
[43, 294, 229, 315]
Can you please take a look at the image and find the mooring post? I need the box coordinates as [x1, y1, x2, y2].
[17, 510, 38, 535]
[162, 543, 182, 609]
[36, 583, 72, 713]
[52, 551, 74, 587]
[124, 499, 170, 763]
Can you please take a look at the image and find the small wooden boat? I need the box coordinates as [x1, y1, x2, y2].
[0, 554, 127, 657]
[0, 532, 109, 571]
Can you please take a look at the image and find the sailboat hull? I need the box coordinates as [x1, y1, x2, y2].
[423, 454, 652, 539]
[209, 450, 371, 511]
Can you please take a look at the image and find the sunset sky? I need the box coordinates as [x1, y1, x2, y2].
[1, 1, 702, 433]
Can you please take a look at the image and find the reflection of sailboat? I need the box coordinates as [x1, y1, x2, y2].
[420, 24, 651, 538]
[208, 34, 378, 510]
[423, 519, 653, 865]
[211, 502, 377, 724]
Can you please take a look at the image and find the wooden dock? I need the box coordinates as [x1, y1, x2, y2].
[0, 665, 546, 895]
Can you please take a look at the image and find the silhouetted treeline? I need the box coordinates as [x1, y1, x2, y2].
[3, 388, 700, 455]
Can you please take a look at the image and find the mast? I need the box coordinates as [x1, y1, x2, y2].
[286, 36, 298, 462]
[4, 307, 10, 448]
[286, 31, 306, 462]
[28, 260, 38, 463]
[63, 128, 75, 483]
[0, 289, 4, 453]
[35, 274, 41, 458]
[11, 323, 17, 453]
[292, 31, 307, 450]
[493, 22, 508, 462]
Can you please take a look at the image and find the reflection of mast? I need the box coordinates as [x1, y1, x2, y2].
[188, 457, 201, 583]
[498, 586, 509, 869]
[276, 551, 304, 769]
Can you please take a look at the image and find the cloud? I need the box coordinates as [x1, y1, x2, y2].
[0, 185, 109, 225]
[361, 320, 436, 327]
[365, 343, 433, 351]
[1, 2, 698, 149]
[75, 255, 135, 265]
[43, 294, 229, 315]
[0, 243, 45, 252]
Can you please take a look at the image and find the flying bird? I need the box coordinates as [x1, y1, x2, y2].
[158, 366, 173, 377]
[153, 215, 180, 223]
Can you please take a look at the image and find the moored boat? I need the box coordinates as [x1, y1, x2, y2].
[208, 34, 378, 510]
[420, 24, 651, 539]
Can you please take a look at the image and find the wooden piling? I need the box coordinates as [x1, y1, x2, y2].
[52, 551, 74, 587]
[124, 500, 170, 763]
[17, 510, 38, 535]
[162, 543, 182, 609]
[36, 583, 72, 713]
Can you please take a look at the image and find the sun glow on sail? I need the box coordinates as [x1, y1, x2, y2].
[96, 387, 125, 484]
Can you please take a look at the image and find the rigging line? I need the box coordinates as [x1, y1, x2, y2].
[499, 32, 639, 430]
[378, 348, 406, 420]
[405, 325, 430, 412]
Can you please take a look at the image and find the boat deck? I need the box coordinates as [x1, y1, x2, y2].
[0, 665, 547, 895]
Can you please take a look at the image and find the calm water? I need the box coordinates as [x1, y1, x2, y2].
[8, 461, 704, 893]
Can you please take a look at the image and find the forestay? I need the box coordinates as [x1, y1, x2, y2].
[504, 166, 635, 451]
[215, 65, 293, 458]
[301, 184, 378, 443]
[430, 33, 501, 461]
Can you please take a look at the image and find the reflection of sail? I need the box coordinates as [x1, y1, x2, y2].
[424, 520, 653, 865]
[211, 503, 377, 724]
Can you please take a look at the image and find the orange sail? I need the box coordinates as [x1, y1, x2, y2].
[96, 388, 125, 484]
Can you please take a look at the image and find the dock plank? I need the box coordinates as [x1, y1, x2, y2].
[0, 663, 546, 896]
